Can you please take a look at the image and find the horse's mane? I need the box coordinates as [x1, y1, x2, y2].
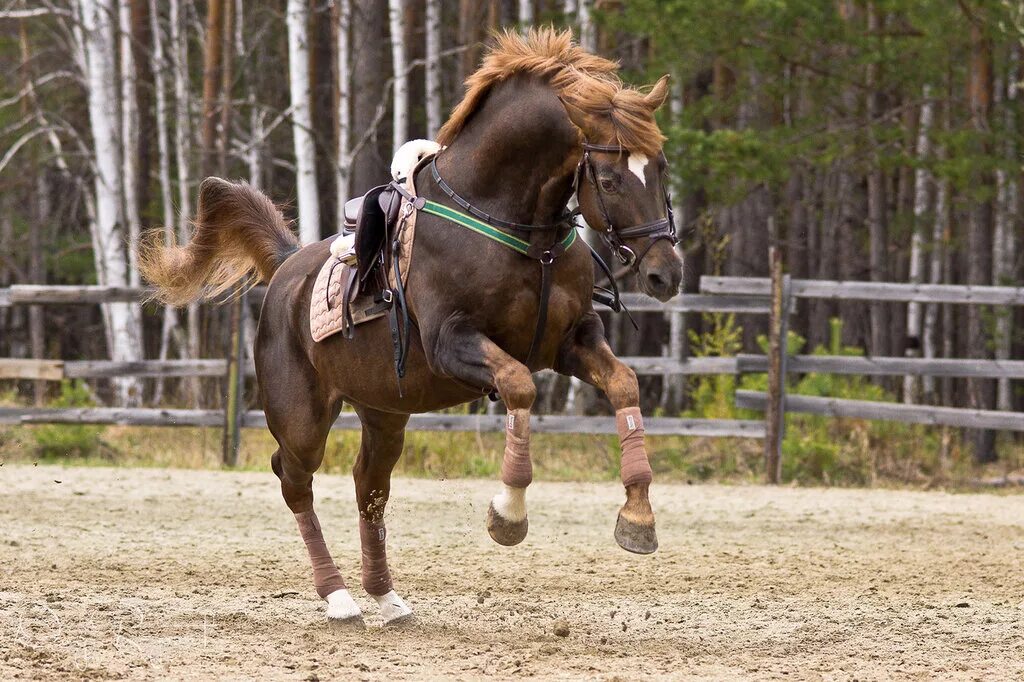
[437, 28, 665, 157]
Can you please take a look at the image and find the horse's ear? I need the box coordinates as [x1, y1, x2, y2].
[560, 98, 590, 132]
[644, 75, 671, 112]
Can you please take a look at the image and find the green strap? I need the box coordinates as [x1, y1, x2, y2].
[420, 199, 577, 257]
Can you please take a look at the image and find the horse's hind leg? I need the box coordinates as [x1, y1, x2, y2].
[352, 407, 413, 625]
[269, 408, 363, 625]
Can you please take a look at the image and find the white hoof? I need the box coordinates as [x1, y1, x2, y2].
[374, 590, 413, 625]
[325, 589, 363, 623]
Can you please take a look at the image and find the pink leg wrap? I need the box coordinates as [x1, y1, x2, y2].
[294, 511, 347, 599]
[359, 516, 393, 596]
[617, 407, 653, 487]
[501, 409, 532, 489]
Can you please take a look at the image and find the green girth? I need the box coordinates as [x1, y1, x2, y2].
[420, 199, 577, 256]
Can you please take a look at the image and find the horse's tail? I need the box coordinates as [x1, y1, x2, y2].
[139, 177, 301, 305]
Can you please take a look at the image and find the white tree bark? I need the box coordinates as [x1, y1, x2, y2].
[563, 0, 577, 16]
[922, 174, 949, 401]
[993, 46, 1018, 412]
[169, 0, 192, 243]
[149, 0, 181, 404]
[118, 0, 142, 287]
[518, 0, 533, 26]
[424, 0, 442, 137]
[286, 0, 320, 244]
[579, 0, 595, 52]
[336, 0, 351, 229]
[388, 0, 408, 155]
[903, 85, 932, 404]
[80, 0, 144, 405]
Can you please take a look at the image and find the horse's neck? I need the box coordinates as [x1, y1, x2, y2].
[436, 84, 579, 238]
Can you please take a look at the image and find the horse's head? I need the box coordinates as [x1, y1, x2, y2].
[564, 75, 683, 302]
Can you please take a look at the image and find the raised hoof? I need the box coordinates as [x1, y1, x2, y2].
[486, 501, 529, 546]
[614, 511, 658, 555]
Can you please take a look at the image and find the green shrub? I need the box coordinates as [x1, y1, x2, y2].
[32, 380, 105, 459]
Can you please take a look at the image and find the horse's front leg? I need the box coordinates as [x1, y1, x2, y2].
[429, 317, 536, 546]
[556, 311, 658, 554]
[352, 407, 413, 625]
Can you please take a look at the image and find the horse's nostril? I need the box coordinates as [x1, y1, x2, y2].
[646, 272, 667, 289]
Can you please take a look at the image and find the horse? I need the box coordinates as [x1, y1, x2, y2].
[140, 29, 683, 627]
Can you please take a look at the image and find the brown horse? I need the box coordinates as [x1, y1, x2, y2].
[140, 29, 682, 626]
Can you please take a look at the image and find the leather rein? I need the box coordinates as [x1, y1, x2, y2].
[417, 141, 678, 371]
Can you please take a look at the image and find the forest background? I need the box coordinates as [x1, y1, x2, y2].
[1, 0, 1023, 482]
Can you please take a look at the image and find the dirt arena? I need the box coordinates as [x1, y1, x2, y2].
[1, 464, 1022, 680]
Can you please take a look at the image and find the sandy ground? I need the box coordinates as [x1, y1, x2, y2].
[0, 465, 1022, 681]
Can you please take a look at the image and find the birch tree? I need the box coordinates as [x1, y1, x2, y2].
[993, 46, 1018, 412]
[388, 0, 408, 154]
[903, 85, 932, 403]
[149, 0, 180, 403]
[518, 0, 533, 26]
[119, 0, 142, 287]
[424, 0, 442, 136]
[336, 0, 351, 227]
[79, 0, 144, 404]
[286, 0, 320, 243]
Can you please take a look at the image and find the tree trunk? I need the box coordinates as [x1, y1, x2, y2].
[865, 2, 889, 359]
[903, 85, 933, 403]
[388, 0, 408, 155]
[119, 0, 143, 287]
[425, 0, 442, 136]
[351, 0, 390, 193]
[965, 18, 996, 462]
[336, 0, 352, 227]
[169, 0, 200, 404]
[993, 45, 1018, 412]
[149, 0, 180, 405]
[200, 0, 225, 176]
[80, 0, 144, 406]
[518, 0, 533, 25]
[287, 0, 321, 243]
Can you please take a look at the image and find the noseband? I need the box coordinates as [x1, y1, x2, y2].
[574, 142, 679, 269]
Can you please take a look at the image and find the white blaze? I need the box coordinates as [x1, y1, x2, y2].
[628, 153, 649, 187]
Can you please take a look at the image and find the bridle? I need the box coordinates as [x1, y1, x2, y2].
[573, 141, 679, 269]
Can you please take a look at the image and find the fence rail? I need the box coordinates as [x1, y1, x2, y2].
[701, 276, 1024, 305]
[0, 407, 765, 438]
[735, 390, 1024, 432]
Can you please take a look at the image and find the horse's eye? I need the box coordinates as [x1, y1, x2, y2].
[599, 177, 618, 193]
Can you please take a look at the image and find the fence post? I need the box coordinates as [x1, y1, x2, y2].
[764, 247, 790, 483]
[222, 293, 245, 466]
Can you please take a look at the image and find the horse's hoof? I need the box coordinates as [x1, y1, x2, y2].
[325, 589, 364, 627]
[327, 613, 366, 629]
[614, 511, 658, 554]
[374, 590, 413, 626]
[487, 501, 529, 546]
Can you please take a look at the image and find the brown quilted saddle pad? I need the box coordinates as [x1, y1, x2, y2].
[309, 175, 417, 343]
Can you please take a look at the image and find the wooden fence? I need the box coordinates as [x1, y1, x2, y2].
[0, 284, 771, 466]
[709, 249, 1024, 481]
[3, 261, 1023, 479]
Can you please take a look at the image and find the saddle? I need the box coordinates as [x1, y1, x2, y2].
[309, 158, 426, 388]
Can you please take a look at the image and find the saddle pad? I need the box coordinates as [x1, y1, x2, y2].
[309, 259, 383, 342]
[309, 172, 419, 343]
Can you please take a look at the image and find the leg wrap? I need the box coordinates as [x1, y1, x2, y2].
[501, 409, 532, 489]
[359, 516, 393, 596]
[294, 511, 347, 599]
[616, 407, 653, 487]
